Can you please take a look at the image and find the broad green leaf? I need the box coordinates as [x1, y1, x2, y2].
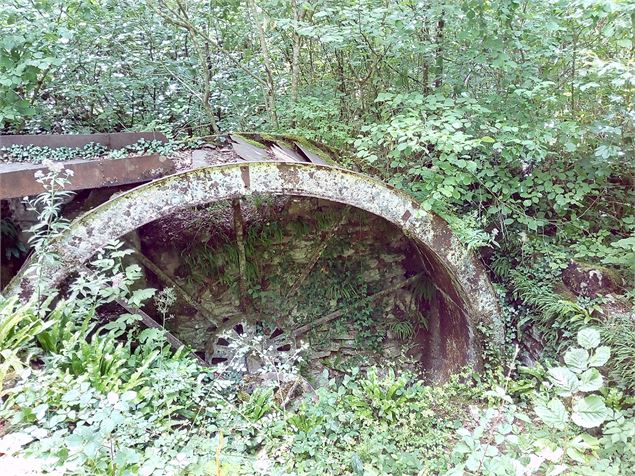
[564, 348, 588, 373]
[128, 288, 156, 308]
[572, 395, 608, 428]
[534, 398, 568, 429]
[578, 368, 603, 392]
[548, 367, 580, 397]
[577, 328, 601, 349]
[566, 434, 599, 464]
[588, 346, 610, 367]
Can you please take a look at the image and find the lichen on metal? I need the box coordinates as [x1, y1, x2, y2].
[4, 161, 502, 369]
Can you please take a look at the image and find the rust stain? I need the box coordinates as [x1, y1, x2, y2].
[240, 165, 250, 189]
[277, 163, 301, 189]
[0, 154, 174, 200]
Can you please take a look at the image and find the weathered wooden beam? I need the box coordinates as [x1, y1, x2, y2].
[291, 273, 423, 338]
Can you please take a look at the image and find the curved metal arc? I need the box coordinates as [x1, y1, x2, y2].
[3, 161, 501, 365]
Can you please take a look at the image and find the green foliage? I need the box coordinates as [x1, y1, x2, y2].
[1, 0, 634, 473]
[241, 387, 276, 422]
[0, 139, 180, 164]
[508, 270, 600, 348]
[0, 296, 54, 394]
[450, 328, 635, 475]
[601, 313, 635, 393]
[0, 2, 66, 127]
[268, 368, 474, 475]
[602, 235, 635, 271]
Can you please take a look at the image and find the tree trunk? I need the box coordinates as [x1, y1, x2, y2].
[335, 49, 347, 120]
[290, 0, 302, 101]
[290, 0, 302, 127]
[247, 0, 279, 128]
[434, 12, 444, 89]
[421, 14, 431, 95]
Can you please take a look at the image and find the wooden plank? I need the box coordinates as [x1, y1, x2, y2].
[230, 134, 270, 161]
[294, 141, 331, 165]
[271, 143, 307, 163]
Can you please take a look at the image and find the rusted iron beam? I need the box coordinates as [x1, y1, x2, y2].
[126, 245, 220, 326]
[115, 297, 207, 366]
[0, 154, 175, 199]
[291, 273, 423, 338]
[77, 264, 205, 365]
[232, 198, 250, 311]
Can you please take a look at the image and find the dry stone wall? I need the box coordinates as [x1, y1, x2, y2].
[136, 197, 433, 378]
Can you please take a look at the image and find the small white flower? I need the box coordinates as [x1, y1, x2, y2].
[41, 159, 64, 173]
[111, 273, 124, 288]
[49, 163, 64, 173]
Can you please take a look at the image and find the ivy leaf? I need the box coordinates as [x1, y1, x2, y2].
[564, 348, 589, 373]
[534, 398, 568, 430]
[588, 346, 610, 368]
[548, 367, 580, 397]
[572, 395, 608, 428]
[578, 368, 603, 392]
[577, 328, 601, 349]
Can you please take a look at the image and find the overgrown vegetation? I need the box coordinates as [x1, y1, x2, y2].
[0, 139, 180, 164]
[1, 0, 634, 474]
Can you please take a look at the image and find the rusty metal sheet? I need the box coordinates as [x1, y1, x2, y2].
[271, 144, 298, 162]
[272, 141, 308, 163]
[294, 141, 331, 165]
[0, 132, 167, 150]
[230, 134, 270, 161]
[0, 154, 174, 199]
